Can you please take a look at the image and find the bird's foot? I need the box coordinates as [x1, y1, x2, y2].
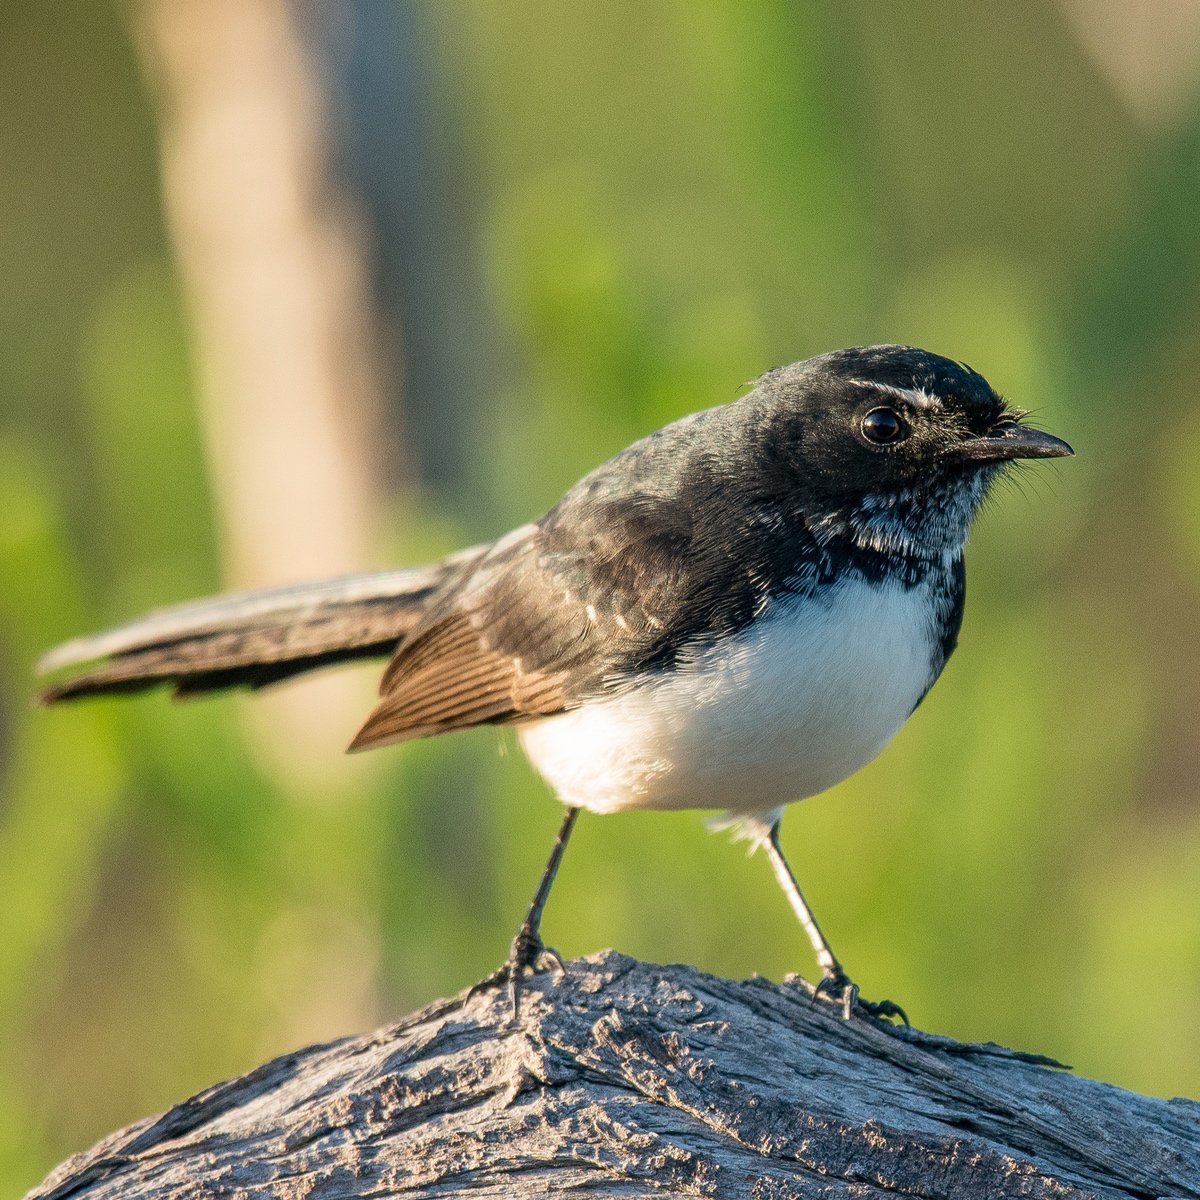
[813, 970, 909, 1025]
[470, 924, 565, 1022]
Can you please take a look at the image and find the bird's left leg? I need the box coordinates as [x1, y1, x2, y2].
[763, 821, 907, 1023]
[473, 806, 580, 1019]
[505, 805, 578, 977]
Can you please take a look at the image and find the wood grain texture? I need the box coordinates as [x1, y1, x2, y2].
[26, 952, 1200, 1199]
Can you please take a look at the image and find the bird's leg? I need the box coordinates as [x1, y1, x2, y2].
[474, 806, 580, 1019]
[763, 823, 845, 981]
[507, 805, 578, 973]
[764, 822, 907, 1024]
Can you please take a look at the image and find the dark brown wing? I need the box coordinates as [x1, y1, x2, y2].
[348, 612, 565, 748]
[347, 494, 697, 751]
[348, 530, 599, 750]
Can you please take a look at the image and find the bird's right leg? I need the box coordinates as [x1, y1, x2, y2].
[763, 821, 907, 1023]
[763, 822, 846, 981]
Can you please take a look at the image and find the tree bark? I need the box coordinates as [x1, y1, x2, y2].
[26, 951, 1200, 1199]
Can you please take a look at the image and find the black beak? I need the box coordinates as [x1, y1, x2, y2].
[955, 423, 1074, 464]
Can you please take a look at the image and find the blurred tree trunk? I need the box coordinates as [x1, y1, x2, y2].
[136, 0, 397, 783]
[300, 4, 494, 509]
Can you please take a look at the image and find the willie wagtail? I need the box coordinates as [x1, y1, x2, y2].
[38, 345, 1073, 1019]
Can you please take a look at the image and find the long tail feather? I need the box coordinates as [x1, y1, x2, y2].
[37, 546, 486, 704]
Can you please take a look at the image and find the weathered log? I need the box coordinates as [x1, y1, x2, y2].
[27, 951, 1200, 1198]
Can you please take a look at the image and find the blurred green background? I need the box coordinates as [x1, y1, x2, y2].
[4, 0, 1200, 1192]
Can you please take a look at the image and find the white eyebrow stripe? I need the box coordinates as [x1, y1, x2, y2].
[849, 380, 940, 410]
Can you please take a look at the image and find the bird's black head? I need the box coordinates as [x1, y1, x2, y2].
[750, 345, 1073, 557]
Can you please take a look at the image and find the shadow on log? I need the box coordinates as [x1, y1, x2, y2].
[27, 951, 1200, 1198]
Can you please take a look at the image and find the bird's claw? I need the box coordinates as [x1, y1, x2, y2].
[855, 994, 909, 1024]
[813, 971, 908, 1025]
[812, 971, 858, 1020]
[469, 926, 565, 1022]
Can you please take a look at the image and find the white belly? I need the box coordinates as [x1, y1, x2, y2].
[518, 576, 940, 820]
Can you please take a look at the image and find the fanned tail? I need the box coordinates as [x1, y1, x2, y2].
[37, 546, 486, 704]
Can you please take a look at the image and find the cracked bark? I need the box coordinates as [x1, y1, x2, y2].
[26, 952, 1200, 1199]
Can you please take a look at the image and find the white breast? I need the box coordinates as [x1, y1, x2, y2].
[518, 575, 941, 822]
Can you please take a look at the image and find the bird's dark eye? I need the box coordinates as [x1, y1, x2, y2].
[861, 407, 907, 445]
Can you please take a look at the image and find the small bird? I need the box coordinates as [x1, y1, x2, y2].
[38, 345, 1072, 1018]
